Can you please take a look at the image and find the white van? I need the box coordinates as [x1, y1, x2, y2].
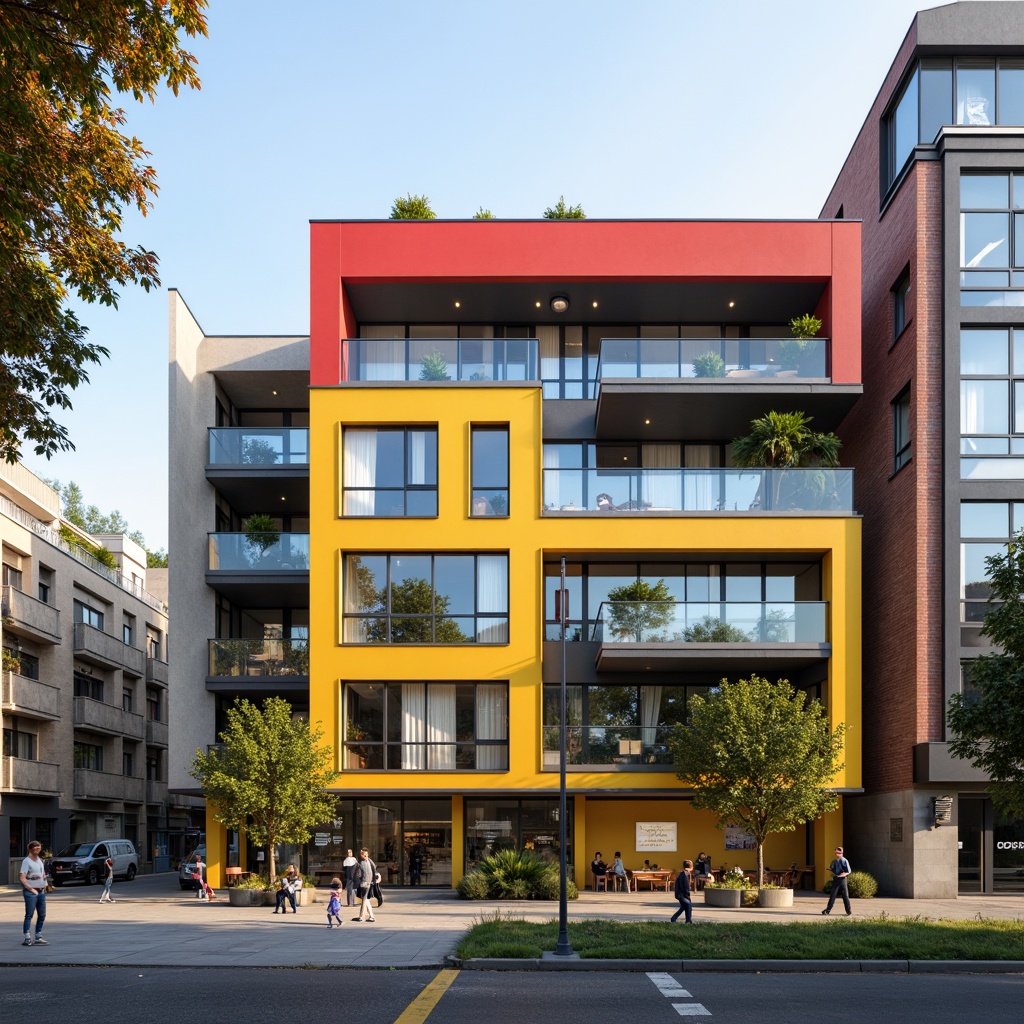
[50, 840, 139, 886]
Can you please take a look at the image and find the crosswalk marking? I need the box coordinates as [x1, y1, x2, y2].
[646, 972, 710, 1017]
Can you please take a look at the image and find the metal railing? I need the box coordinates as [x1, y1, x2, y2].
[0, 461, 61, 517]
[344, 338, 539, 383]
[208, 637, 309, 677]
[543, 467, 854, 514]
[591, 601, 828, 644]
[596, 337, 830, 381]
[208, 428, 309, 466]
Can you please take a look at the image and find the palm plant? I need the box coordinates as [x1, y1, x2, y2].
[731, 411, 840, 469]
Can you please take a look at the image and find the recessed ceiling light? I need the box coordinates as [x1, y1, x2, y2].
[272, 390, 278, 395]
[623, 456, 628, 461]
[281, 496, 286, 501]
[728, 301, 735, 308]
[592, 301, 599, 308]
[454, 301, 461, 308]
[535, 301, 542, 308]
[645, 419, 650, 425]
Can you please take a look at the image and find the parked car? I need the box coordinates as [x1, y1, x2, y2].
[50, 840, 138, 886]
[179, 845, 206, 890]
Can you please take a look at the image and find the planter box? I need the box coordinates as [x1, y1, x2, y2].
[228, 888, 266, 907]
[758, 887, 794, 908]
[703, 887, 742, 908]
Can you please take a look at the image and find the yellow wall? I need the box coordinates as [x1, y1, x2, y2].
[309, 384, 861, 881]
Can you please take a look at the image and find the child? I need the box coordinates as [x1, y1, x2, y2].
[327, 877, 343, 928]
[202, 879, 218, 901]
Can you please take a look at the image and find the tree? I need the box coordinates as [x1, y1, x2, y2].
[243, 513, 280, 563]
[418, 349, 451, 381]
[0, 1, 208, 463]
[603, 579, 675, 641]
[948, 531, 1024, 818]
[679, 615, 753, 643]
[669, 675, 845, 886]
[543, 196, 586, 219]
[473, 207, 494, 219]
[731, 411, 841, 469]
[190, 697, 339, 884]
[390, 193, 436, 219]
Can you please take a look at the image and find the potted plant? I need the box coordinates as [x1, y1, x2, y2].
[778, 314, 823, 377]
[692, 350, 726, 378]
[757, 883, 794, 908]
[243, 514, 280, 566]
[702, 874, 748, 908]
[228, 875, 271, 907]
[419, 350, 451, 381]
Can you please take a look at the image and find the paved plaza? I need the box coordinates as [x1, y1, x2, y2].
[2, 873, 1023, 969]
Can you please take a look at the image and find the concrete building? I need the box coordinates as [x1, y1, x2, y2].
[822, 0, 1024, 896]
[1, 461, 173, 882]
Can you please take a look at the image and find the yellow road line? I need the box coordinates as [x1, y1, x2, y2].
[392, 968, 459, 1024]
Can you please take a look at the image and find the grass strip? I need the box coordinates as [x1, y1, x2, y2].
[456, 912, 1024, 961]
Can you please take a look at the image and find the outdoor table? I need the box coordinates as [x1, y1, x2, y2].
[630, 870, 674, 892]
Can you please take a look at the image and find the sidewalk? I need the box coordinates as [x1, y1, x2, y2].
[2, 875, 1022, 970]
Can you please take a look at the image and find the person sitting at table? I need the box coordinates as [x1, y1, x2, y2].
[693, 852, 712, 889]
[590, 852, 607, 887]
[609, 852, 628, 891]
[642, 859, 652, 871]
[596, 492, 616, 512]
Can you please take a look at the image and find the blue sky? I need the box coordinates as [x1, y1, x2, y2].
[23, 0, 947, 551]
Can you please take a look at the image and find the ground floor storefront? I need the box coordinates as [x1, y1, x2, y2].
[958, 795, 1024, 894]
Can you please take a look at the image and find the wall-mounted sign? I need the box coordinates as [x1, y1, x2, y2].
[636, 821, 677, 852]
[724, 825, 757, 850]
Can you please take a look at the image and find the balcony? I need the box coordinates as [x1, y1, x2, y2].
[594, 337, 860, 440]
[73, 696, 145, 740]
[1, 585, 61, 644]
[206, 428, 309, 508]
[206, 533, 309, 605]
[542, 726, 675, 770]
[146, 718, 168, 747]
[146, 779, 169, 805]
[146, 657, 169, 686]
[543, 468, 855, 514]
[74, 768, 145, 803]
[1, 756, 60, 795]
[73, 622, 145, 675]
[2, 671, 61, 720]
[591, 600, 829, 673]
[343, 338, 538, 384]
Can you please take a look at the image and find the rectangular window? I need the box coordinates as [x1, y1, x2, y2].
[123, 614, 135, 647]
[73, 598, 104, 630]
[147, 632, 161, 661]
[343, 681, 508, 771]
[74, 742, 103, 771]
[73, 672, 104, 702]
[3, 647, 39, 680]
[342, 428, 438, 517]
[342, 553, 509, 644]
[893, 386, 912, 472]
[471, 426, 509, 516]
[893, 269, 911, 339]
[123, 752, 134, 777]
[959, 501, 1024, 622]
[2, 562, 23, 591]
[147, 695, 160, 721]
[3, 719, 37, 760]
[122, 689, 133, 713]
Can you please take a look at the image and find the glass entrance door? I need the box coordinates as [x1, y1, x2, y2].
[958, 797, 985, 893]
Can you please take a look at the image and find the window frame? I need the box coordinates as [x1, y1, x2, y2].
[341, 426, 439, 518]
[73, 598, 104, 631]
[73, 672, 104, 702]
[470, 425, 510, 517]
[893, 384, 912, 473]
[73, 741, 103, 771]
[893, 268, 912, 341]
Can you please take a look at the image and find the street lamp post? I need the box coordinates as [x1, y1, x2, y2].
[554, 555, 574, 956]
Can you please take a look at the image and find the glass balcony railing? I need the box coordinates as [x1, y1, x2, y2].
[591, 601, 828, 644]
[208, 428, 309, 466]
[544, 467, 854, 513]
[596, 337, 830, 381]
[208, 638, 309, 677]
[344, 338, 539, 383]
[207, 533, 309, 571]
[542, 725, 675, 767]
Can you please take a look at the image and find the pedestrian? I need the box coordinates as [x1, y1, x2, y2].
[822, 845, 852, 916]
[671, 860, 693, 923]
[408, 846, 423, 886]
[327, 878, 343, 928]
[99, 857, 115, 903]
[342, 848, 358, 906]
[191, 853, 206, 899]
[353, 848, 377, 922]
[19, 840, 49, 946]
[274, 865, 299, 914]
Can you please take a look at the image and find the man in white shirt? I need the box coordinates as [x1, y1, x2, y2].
[19, 840, 49, 946]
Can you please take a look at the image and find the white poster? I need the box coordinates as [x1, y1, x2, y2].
[635, 821, 677, 852]
[724, 825, 757, 850]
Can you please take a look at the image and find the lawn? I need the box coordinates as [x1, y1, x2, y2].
[455, 913, 1024, 961]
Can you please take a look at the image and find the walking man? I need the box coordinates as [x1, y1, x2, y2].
[342, 849, 358, 906]
[19, 840, 49, 946]
[822, 845, 852, 916]
[671, 859, 693, 923]
[353, 848, 377, 922]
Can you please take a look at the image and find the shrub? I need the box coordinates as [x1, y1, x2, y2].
[692, 350, 726, 378]
[477, 848, 548, 894]
[822, 871, 878, 898]
[235, 875, 272, 891]
[457, 871, 490, 900]
[494, 877, 531, 900]
[707, 873, 753, 890]
[535, 868, 579, 901]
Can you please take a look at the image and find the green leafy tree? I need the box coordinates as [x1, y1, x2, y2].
[542, 196, 586, 219]
[731, 411, 841, 469]
[243, 513, 280, 562]
[669, 675, 845, 885]
[679, 615, 753, 643]
[473, 207, 494, 219]
[190, 697, 339, 884]
[0, 1, 208, 463]
[948, 531, 1024, 818]
[242, 438, 281, 465]
[146, 548, 168, 569]
[368, 577, 467, 643]
[390, 193, 436, 219]
[604, 579, 675, 641]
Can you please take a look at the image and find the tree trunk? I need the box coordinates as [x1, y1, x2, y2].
[268, 844, 276, 886]
[756, 842, 765, 887]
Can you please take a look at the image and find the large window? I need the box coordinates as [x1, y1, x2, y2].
[342, 428, 438, 516]
[343, 682, 508, 770]
[960, 501, 1024, 622]
[471, 426, 509, 516]
[343, 553, 509, 644]
[960, 174, 1024, 306]
[73, 742, 103, 771]
[3, 718, 37, 760]
[73, 598, 104, 630]
[893, 385, 912, 473]
[73, 672, 104, 702]
[960, 328, 1024, 477]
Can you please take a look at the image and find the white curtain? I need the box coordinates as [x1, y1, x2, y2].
[538, 325, 559, 384]
[401, 683, 426, 769]
[683, 444, 717, 511]
[359, 326, 405, 381]
[342, 557, 370, 642]
[640, 685, 663, 748]
[642, 443, 681, 509]
[343, 430, 377, 515]
[543, 445, 561, 509]
[477, 555, 508, 642]
[475, 684, 507, 769]
[427, 684, 457, 770]
[409, 430, 426, 485]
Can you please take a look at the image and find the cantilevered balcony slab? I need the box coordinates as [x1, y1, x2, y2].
[2, 756, 60, 795]
[206, 428, 309, 510]
[1, 586, 61, 645]
[595, 641, 831, 673]
[73, 622, 145, 675]
[2, 672, 61, 720]
[206, 533, 310, 605]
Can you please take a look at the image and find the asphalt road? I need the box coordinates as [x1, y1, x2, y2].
[1, 968, 1022, 1023]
